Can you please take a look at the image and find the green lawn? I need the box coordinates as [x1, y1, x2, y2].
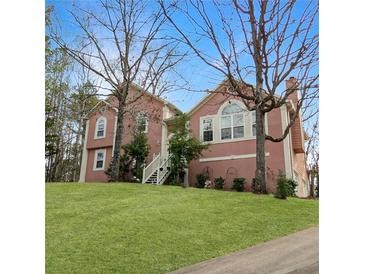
[46, 183, 318, 274]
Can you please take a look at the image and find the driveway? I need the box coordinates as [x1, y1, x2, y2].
[169, 226, 319, 274]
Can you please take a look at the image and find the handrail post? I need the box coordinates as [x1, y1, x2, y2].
[142, 163, 146, 184]
[142, 153, 161, 184]
[157, 167, 160, 185]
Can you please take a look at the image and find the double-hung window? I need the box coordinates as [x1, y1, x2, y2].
[220, 103, 244, 140]
[94, 149, 106, 170]
[202, 118, 213, 142]
[136, 112, 148, 133]
[95, 117, 106, 138]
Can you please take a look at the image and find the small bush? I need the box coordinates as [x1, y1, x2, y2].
[214, 177, 225, 189]
[196, 173, 208, 188]
[286, 178, 298, 197]
[275, 172, 298, 199]
[275, 178, 288, 199]
[232, 177, 246, 192]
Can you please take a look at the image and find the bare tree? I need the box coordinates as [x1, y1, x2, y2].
[159, 0, 318, 193]
[51, 0, 184, 181]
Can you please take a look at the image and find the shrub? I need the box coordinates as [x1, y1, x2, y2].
[196, 173, 208, 188]
[275, 177, 288, 199]
[164, 173, 180, 186]
[232, 177, 246, 192]
[214, 177, 225, 189]
[106, 131, 149, 182]
[286, 178, 298, 197]
[168, 114, 208, 186]
[275, 172, 298, 199]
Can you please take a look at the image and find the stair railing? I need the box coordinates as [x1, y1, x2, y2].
[157, 155, 172, 185]
[142, 153, 160, 184]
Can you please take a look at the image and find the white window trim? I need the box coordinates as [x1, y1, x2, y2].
[197, 100, 270, 145]
[93, 148, 106, 171]
[218, 100, 246, 141]
[220, 114, 245, 140]
[94, 116, 107, 139]
[250, 110, 269, 136]
[136, 112, 148, 133]
[251, 111, 256, 136]
[200, 116, 214, 143]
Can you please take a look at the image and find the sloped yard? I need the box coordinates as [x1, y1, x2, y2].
[46, 183, 318, 274]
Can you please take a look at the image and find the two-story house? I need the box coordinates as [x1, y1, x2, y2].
[78, 83, 180, 183]
[79, 78, 309, 197]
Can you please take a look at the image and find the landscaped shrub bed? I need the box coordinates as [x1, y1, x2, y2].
[232, 177, 246, 192]
[214, 176, 225, 189]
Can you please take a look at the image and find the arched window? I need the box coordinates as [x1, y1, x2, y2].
[136, 112, 148, 133]
[95, 117, 106, 139]
[220, 103, 245, 140]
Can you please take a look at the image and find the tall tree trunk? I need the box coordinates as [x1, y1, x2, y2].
[309, 170, 315, 198]
[315, 166, 319, 197]
[108, 95, 126, 182]
[255, 106, 267, 193]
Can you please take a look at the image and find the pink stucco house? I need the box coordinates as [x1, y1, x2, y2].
[79, 78, 309, 197]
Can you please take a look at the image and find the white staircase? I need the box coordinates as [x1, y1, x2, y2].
[142, 153, 172, 185]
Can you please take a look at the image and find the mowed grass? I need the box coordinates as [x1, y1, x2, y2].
[46, 183, 318, 274]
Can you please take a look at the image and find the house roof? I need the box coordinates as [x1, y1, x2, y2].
[125, 82, 182, 114]
[187, 79, 290, 117]
[85, 99, 118, 118]
[187, 80, 231, 116]
[87, 82, 183, 119]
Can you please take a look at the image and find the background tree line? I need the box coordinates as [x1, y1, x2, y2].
[46, 6, 99, 182]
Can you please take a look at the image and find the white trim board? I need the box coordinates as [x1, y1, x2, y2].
[199, 152, 270, 163]
[79, 120, 89, 182]
[111, 114, 117, 154]
[280, 104, 293, 179]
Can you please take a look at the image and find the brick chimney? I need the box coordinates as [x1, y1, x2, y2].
[286, 77, 305, 153]
[286, 77, 300, 103]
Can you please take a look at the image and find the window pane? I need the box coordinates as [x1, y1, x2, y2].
[252, 124, 256, 136]
[97, 152, 104, 161]
[203, 119, 212, 130]
[221, 116, 231, 128]
[96, 160, 103, 168]
[233, 126, 244, 138]
[252, 111, 256, 122]
[221, 128, 232, 140]
[97, 130, 104, 137]
[137, 113, 147, 132]
[138, 121, 146, 132]
[97, 119, 105, 130]
[222, 103, 243, 115]
[203, 130, 213, 142]
[233, 113, 244, 126]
